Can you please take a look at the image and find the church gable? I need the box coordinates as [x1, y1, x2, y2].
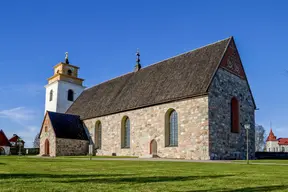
[219, 38, 246, 79]
[208, 37, 256, 109]
[39, 113, 56, 139]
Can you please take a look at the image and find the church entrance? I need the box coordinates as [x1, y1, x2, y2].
[44, 139, 50, 156]
[0, 147, 5, 155]
[150, 140, 157, 157]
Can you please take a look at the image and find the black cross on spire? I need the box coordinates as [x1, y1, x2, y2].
[134, 49, 141, 72]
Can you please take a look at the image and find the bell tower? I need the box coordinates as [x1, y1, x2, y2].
[44, 52, 85, 114]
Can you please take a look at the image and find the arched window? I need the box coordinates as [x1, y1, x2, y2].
[231, 97, 240, 133]
[44, 126, 48, 132]
[121, 116, 130, 148]
[67, 69, 72, 76]
[95, 121, 102, 149]
[49, 90, 53, 101]
[67, 89, 74, 101]
[165, 109, 178, 147]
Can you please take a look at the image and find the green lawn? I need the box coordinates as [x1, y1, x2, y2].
[1, 157, 288, 192]
[234, 159, 288, 164]
[57, 155, 138, 159]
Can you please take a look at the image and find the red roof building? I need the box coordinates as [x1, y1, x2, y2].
[0, 130, 11, 146]
[278, 138, 288, 145]
[266, 129, 278, 142]
[9, 134, 25, 147]
[266, 129, 288, 146]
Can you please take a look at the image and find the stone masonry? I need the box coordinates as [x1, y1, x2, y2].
[39, 115, 56, 157]
[56, 138, 88, 156]
[39, 114, 89, 157]
[84, 96, 210, 160]
[84, 67, 255, 160]
[41, 68, 255, 160]
[208, 68, 255, 160]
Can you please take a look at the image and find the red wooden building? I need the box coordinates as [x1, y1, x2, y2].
[0, 130, 11, 155]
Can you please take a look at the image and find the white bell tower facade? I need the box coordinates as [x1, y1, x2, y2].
[44, 53, 85, 114]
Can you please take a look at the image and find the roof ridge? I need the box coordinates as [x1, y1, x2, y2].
[48, 111, 80, 117]
[84, 36, 232, 92]
[140, 36, 232, 72]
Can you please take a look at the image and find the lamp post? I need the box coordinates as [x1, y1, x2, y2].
[244, 124, 250, 164]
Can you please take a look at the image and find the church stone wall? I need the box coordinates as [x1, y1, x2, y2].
[39, 115, 56, 157]
[84, 96, 210, 160]
[208, 68, 255, 160]
[56, 138, 88, 156]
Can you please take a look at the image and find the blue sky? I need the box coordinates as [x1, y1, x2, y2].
[0, 1, 288, 147]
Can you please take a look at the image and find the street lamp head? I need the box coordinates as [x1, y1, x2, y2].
[244, 124, 250, 130]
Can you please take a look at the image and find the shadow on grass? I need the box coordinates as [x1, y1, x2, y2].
[0, 162, 5, 165]
[0, 173, 133, 179]
[187, 185, 288, 192]
[58, 175, 234, 184]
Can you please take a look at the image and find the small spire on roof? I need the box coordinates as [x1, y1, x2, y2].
[134, 48, 141, 72]
[65, 52, 69, 64]
[267, 126, 277, 142]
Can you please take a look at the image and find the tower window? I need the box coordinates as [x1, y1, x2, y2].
[67, 69, 72, 76]
[49, 90, 53, 101]
[68, 89, 74, 101]
[231, 97, 240, 133]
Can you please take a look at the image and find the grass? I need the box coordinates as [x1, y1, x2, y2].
[234, 159, 288, 164]
[56, 155, 137, 158]
[1, 156, 288, 192]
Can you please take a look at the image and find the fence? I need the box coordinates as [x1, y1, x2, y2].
[255, 152, 288, 159]
[9, 147, 39, 155]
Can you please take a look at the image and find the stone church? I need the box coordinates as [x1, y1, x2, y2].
[39, 36, 256, 160]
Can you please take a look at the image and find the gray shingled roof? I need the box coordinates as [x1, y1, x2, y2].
[47, 111, 88, 140]
[66, 37, 231, 120]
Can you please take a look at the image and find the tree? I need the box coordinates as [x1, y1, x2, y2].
[255, 124, 266, 152]
[33, 133, 40, 148]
